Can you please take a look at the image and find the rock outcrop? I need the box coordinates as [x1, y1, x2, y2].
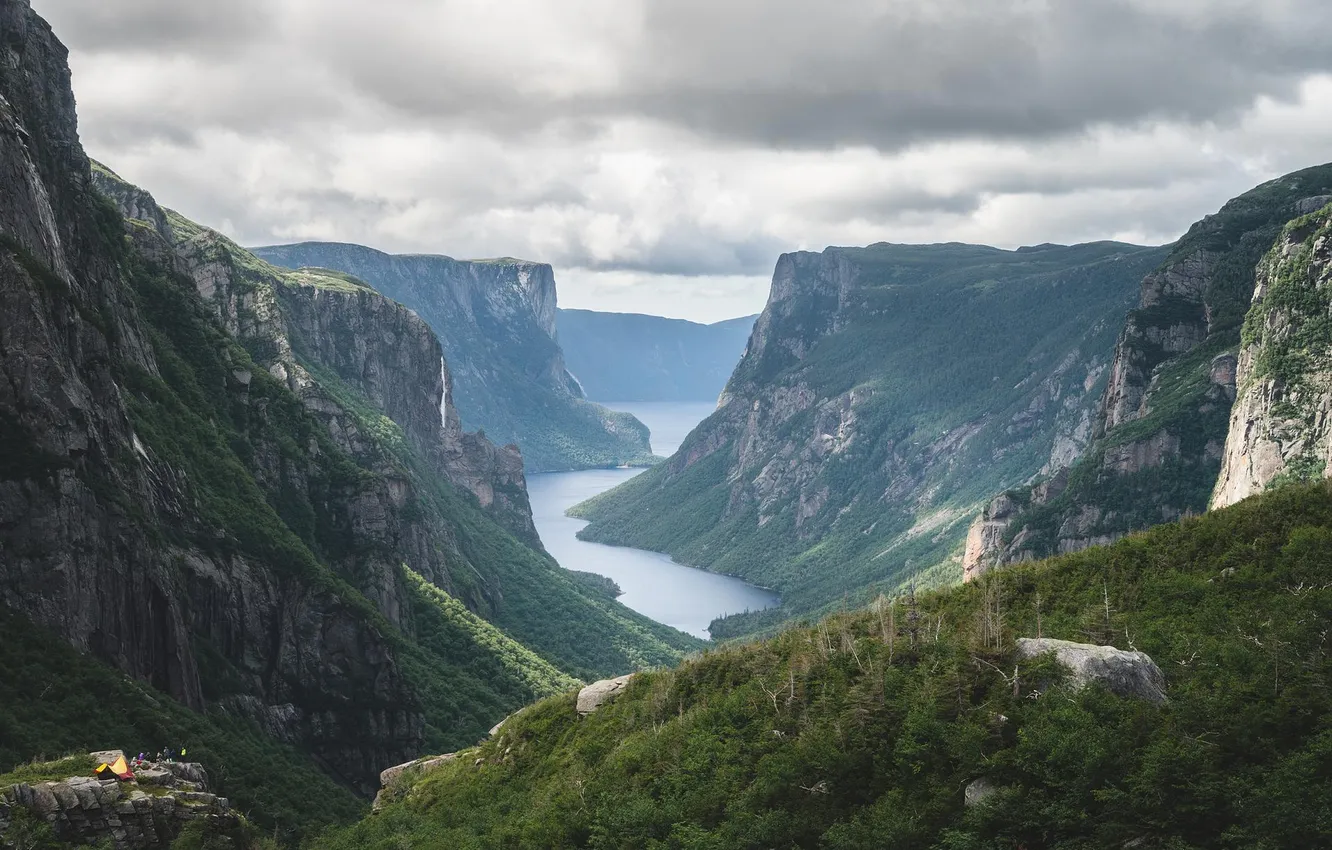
[966, 166, 1332, 573]
[1212, 205, 1332, 507]
[576, 674, 635, 715]
[251, 242, 655, 472]
[1016, 638, 1167, 704]
[573, 241, 1162, 626]
[0, 757, 233, 849]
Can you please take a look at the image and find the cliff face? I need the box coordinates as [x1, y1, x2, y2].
[572, 241, 1164, 630]
[1212, 205, 1332, 507]
[0, 0, 421, 786]
[251, 243, 655, 472]
[0, 0, 701, 801]
[963, 166, 1332, 580]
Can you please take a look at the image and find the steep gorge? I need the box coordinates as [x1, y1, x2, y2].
[0, 0, 697, 822]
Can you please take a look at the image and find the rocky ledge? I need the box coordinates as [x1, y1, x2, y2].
[0, 752, 233, 849]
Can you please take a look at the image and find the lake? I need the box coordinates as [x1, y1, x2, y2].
[527, 400, 779, 639]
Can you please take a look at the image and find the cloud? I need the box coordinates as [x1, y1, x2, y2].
[27, 0, 1332, 319]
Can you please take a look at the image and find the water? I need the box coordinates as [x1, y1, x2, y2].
[527, 400, 779, 639]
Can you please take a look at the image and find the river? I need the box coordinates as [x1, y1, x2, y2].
[527, 401, 779, 639]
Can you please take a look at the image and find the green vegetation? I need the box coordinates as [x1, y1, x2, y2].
[249, 243, 658, 472]
[316, 481, 1332, 849]
[1244, 206, 1332, 402]
[985, 164, 1332, 566]
[0, 164, 704, 844]
[0, 608, 365, 843]
[574, 241, 1167, 629]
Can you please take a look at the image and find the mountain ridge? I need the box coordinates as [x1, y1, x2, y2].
[251, 241, 657, 472]
[570, 238, 1166, 634]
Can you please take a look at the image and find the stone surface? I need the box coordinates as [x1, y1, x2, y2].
[964, 778, 999, 807]
[251, 242, 654, 473]
[378, 753, 458, 789]
[0, 760, 231, 849]
[963, 173, 1332, 575]
[1212, 206, 1332, 508]
[576, 674, 635, 715]
[1016, 638, 1167, 704]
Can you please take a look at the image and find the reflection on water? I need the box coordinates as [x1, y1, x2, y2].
[527, 400, 778, 639]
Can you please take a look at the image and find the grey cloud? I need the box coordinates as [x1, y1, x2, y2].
[309, 0, 1332, 150]
[41, 0, 1332, 152]
[35, 0, 270, 53]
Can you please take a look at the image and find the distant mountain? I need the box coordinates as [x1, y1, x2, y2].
[251, 244, 655, 472]
[571, 240, 1167, 634]
[556, 310, 757, 402]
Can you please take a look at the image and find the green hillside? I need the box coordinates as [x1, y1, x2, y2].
[572, 241, 1167, 635]
[319, 480, 1332, 849]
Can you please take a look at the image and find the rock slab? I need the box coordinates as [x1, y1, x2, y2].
[577, 674, 635, 715]
[1016, 638, 1166, 704]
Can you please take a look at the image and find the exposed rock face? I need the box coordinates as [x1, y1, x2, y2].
[0, 757, 233, 849]
[575, 241, 1160, 623]
[967, 167, 1332, 572]
[251, 242, 654, 472]
[277, 280, 537, 542]
[379, 753, 457, 789]
[1212, 205, 1332, 507]
[1016, 638, 1167, 704]
[576, 674, 635, 715]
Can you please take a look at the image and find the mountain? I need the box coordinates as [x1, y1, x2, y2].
[0, 3, 698, 838]
[570, 241, 1167, 634]
[1212, 202, 1332, 506]
[320, 480, 1332, 849]
[555, 309, 758, 402]
[250, 243, 655, 472]
[964, 165, 1332, 578]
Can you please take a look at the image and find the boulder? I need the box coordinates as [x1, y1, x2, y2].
[89, 750, 125, 766]
[964, 778, 999, 807]
[1015, 638, 1166, 704]
[576, 674, 635, 715]
[378, 753, 457, 789]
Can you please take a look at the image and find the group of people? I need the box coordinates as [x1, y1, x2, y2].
[131, 747, 187, 767]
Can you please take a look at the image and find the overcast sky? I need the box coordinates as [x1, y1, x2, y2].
[32, 0, 1332, 322]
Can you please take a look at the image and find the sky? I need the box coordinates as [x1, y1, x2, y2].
[32, 0, 1332, 323]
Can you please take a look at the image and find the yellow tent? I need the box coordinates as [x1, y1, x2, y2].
[94, 755, 133, 780]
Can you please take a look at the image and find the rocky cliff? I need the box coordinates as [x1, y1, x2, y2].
[0, 0, 696, 804]
[251, 243, 655, 472]
[1, 755, 233, 849]
[1212, 203, 1332, 506]
[964, 165, 1332, 580]
[571, 240, 1165, 631]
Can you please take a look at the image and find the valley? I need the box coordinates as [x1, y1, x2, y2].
[3, 1, 1332, 847]
[528, 402, 779, 639]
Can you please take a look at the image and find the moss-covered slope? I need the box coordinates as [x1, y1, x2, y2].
[572, 241, 1166, 634]
[324, 481, 1332, 849]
